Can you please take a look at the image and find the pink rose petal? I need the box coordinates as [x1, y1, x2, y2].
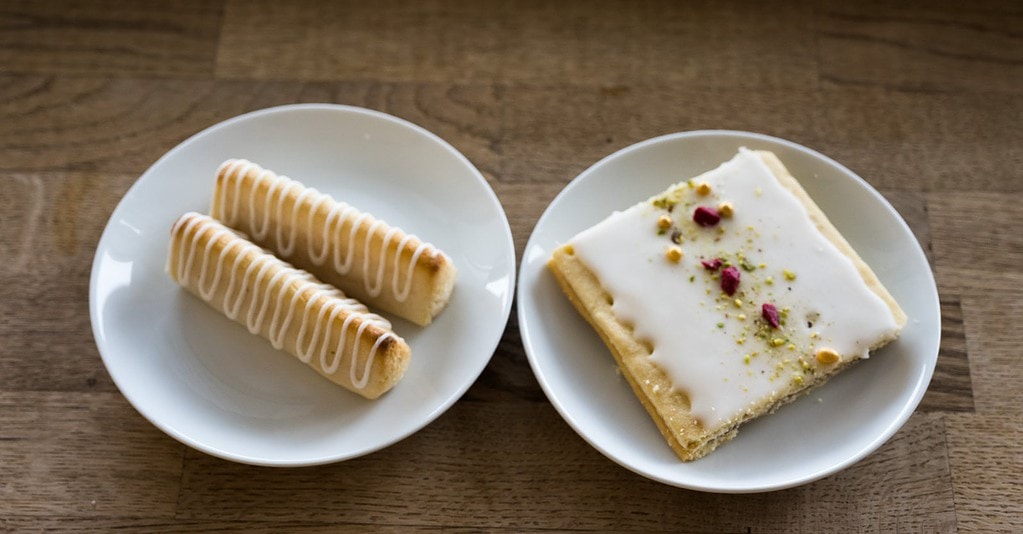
[701, 258, 723, 271]
[693, 206, 721, 227]
[720, 266, 740, 296]
[762, 303, 780, 329]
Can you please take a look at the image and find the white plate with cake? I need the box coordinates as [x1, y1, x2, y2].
[518, 131, 940, 492]
[90, 104, 515, 466]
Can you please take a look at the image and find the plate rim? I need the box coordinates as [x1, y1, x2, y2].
[518, 129, 941, 492]
[89, 103, 516, 466]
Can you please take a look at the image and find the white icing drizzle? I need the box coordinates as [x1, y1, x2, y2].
[215, 159, 445, 303]
[171, 213, 397, 390]
[569, 149, 900, 429]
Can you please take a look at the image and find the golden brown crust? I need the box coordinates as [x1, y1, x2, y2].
[211, 161, 456, 326]
[547, 151, 905, 460]
[169, 213, 410, 399]
[548, 247, 699, 459]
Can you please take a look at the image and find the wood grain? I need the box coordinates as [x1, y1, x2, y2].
[173, 404, 953, 532]
[930, 192, 1023, 275]
[919, 298, 975, 412]
[1, 0, 1021, 530]
[959, 294, 1023, 414]
[496, 85, 1023, 193]
[929, 191, 1023, 301]
[813, 90, 1023, 192]
[2, 76, 1018, 198]
[0, 391, 182, 518]
[2, 519, 421, 533]
[0, 172, 133, 392]
[216, 0, 817, 88]
[817, 0, 1023, 93]
[490, 181, 567, 259]
[0, 0, 224, 78]
[0, 77, 507, 176]
[879, 190, 932, 264]
[462, 308, 548, 403]
[946, 413, 1023, 531]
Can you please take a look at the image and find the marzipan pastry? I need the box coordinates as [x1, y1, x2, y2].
[168, 212, 410, 399]
[548, 148, 907, 460]
[211, 159, 456, 326]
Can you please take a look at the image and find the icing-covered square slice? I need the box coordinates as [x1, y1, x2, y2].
[547, 148, 906, 461]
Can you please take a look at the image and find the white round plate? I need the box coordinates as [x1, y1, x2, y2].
[90, 104, 515, 466]
[519, 131, 940, 492]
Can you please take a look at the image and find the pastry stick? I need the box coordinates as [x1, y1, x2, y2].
[210, 159, 456, 326]
[168, 212, 410, 399]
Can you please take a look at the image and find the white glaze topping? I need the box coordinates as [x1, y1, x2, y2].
[215, 159, 443, 303]
[569, 149, 900, 429]
[171, 213, 397, 390]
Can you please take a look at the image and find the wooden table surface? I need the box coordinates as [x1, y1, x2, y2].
[2, 1, 1021, 531]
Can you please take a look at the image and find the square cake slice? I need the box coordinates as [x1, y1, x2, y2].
[547, 148, 907, 461]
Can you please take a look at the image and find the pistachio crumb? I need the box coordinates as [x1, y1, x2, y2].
[770, 338, 785, 347]
[783, 269, 797, 281]
[766, 276, 774, 285]
[737, 313, 747, 321]
[793, 374, 804, 386]
[733, 298, 743, 308]
[816, 348, 841, 364]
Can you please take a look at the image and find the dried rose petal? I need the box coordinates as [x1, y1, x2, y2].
[762, 302, 780, 329]
[693, 206, 721, 227]
[720, 266, 740, 295]
[701, 258, 723, 271]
